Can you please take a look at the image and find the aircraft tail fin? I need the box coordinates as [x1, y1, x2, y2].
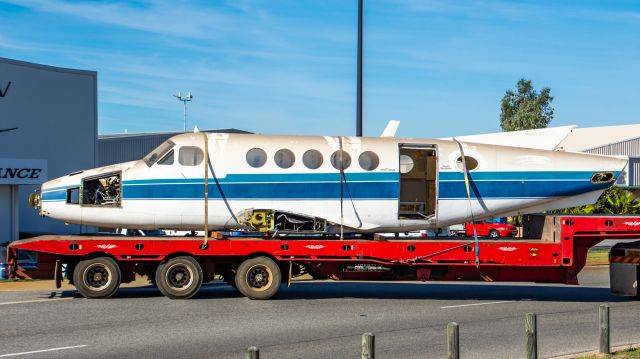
[380, 120, 400, 137]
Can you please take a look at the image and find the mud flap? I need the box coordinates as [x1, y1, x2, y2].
[610, 262, 638, 296]
[54, 260, 62, 289]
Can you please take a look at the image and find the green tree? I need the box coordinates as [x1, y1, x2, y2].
[500, 78, 554, 131]
[550, 187, 640, 215]
[595, 187, 640, 214]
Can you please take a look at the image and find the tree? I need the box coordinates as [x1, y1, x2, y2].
[500, 78, 554, 131]
[549, 187, 640, 215]
[595, 187, 640, 214]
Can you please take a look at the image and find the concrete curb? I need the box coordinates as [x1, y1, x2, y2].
[548, 342, 640, 358]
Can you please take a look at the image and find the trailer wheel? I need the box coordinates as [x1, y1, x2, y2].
[489, 229, 500, 238]
[73, 257, 121, 299]
[155, 256, 203, 299]
[235, 256, 281, 300]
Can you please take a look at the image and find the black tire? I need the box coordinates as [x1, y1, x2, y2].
[489, 229, 500, 238]
[73, 257, 121, 299]
[155, 256, 203, 299]
[235, 256, 281, 300]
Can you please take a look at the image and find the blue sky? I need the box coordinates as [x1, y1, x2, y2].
[1, 0, 639, 138]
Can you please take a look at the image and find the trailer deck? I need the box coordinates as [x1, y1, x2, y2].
[6, 214, 640, 299]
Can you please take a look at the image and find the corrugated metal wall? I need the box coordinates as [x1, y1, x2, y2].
[98, 129, 251, 167]
[584, 137, 640, 186]
[584, 137, 640, 157]
[628, 158, 640, 187]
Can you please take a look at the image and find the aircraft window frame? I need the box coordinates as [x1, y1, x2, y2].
[178, 146, 205, 166]
[157, 149, 174, 165]
[66, 187, 80, 205]
[246, 148, 267, 168]
[399, 154, 414, 174]
[302, 149, 323, 169]
[358, 151, 380, 171]
[274, 149, 295, 169]
[143, 140, 175, 167]
[455, 155, 479, 171]
[330, 150, 351, 170]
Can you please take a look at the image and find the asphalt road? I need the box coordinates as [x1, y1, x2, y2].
[1, 266, 639, 359]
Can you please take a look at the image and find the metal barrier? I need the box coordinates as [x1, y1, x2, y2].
[244, 304, 615, 358]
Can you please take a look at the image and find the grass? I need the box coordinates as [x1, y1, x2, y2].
[586, 248, 610, 266]
[575, 347, 640, 358]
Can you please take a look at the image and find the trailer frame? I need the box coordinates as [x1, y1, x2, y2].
[6, 214, 640, 299]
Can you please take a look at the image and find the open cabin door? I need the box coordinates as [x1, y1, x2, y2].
[398, 144, 437, 220]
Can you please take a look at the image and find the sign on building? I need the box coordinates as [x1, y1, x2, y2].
[0, 158, 48, 185]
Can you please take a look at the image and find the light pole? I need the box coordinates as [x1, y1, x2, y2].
[173, 91, 193, 132]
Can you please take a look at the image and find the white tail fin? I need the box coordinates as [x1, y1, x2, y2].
[380, 120, 400, 137]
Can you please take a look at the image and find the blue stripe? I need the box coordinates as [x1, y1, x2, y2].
[124, 181, 398, 200]
[438, 171, 599, 181]
[124, 172, 399, 184]
[41, 171, 618, 202]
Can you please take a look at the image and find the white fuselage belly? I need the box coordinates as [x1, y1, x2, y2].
[39, 133, 627, 232]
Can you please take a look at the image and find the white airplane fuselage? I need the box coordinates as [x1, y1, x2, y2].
[37, 132, 627, 233]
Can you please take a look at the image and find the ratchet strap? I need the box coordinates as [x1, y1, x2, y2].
[453, 138, 480, 267]
[339, 137, 344, 240]
[202, 132, 210, 250]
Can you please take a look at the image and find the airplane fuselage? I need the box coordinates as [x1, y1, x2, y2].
[37, 132, 626, 233]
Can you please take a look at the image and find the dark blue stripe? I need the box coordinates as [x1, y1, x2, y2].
[42, 171, 618, 201]
[438, 171, 600, 181]
[124, 181, 399, 200]
[439, 180, 611, 199]
[123, 172, 399, 184]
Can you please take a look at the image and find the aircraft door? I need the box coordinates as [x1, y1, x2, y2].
[398, 144, 437, 220]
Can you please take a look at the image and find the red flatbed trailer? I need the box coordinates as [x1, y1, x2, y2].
[6, 214, 640, 300]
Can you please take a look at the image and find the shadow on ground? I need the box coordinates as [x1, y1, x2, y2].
[103, 281, 634, 303]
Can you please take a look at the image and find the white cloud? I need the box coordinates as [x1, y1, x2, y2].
[2, 0, 232, 38]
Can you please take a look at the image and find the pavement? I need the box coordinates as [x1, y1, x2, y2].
[0, 266, 639, 359]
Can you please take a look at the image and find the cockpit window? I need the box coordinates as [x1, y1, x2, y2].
[143, 140, 175, 167]
[157, 150, 174, 165]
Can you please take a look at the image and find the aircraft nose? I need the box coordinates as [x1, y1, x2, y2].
[28, 190, 41, 209]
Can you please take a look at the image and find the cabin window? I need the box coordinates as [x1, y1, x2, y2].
[359, 151, 379, 171]
[82, 172, 121, 207]
[399, 154, 414, 173]
[303, 149, 323, 169]
[455, 156, 479, 171]
[157, 150, 174, 165]
[143, 140, 175, 167]
[274, 149, 295, 169]
[330, 150, 351, 170]
[66, 187, 79, 204]
[246, 148, 267, 168]
[179, 146, 204, 166]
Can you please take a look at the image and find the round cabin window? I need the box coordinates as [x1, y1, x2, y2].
[302, 149, 323, 169]
[359, 151, 380, 171]
[274, 149, 295, 169]
[455, 156, 479, 171]
[399, 154, 414, 173]
[246, 148, 267, 168]
[330, 150, 351, 170]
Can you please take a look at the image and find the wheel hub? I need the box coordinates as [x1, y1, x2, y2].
[86, 266, 109, 288]
[248, 267, 269, 288]
[168, 266, 191, 288]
